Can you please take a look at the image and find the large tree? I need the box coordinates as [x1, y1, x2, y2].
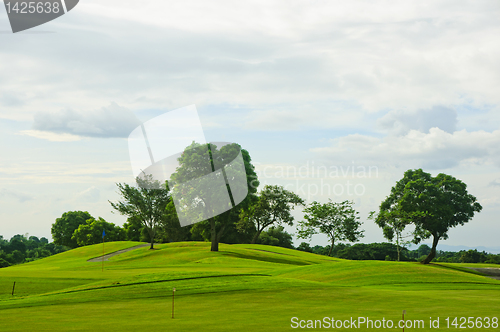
[109, 175, 171, 249]
[298, 200, 364, 256]
[170, 142, 259, 251]
[238, 185, 304, 244]
[374, 169, 482, 264]
[51, 211, 93, 248]
[72, 217, 126, 246]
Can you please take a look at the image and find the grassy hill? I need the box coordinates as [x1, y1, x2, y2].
[0, 241, 499, 331]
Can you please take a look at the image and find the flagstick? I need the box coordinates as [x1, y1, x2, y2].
[172, 288, 176, 319]
[102, 234, 104, 272]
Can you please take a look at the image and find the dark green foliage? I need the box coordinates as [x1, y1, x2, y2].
[156, 201, 192, 243]
[459, 249, 488, 263]
[171, 142, 259, 251]
[0, 258, 10, 268]
[374, 169, 482, 264]
[0, 234, 68, 266]
[122, 216, 144, 242]
[297, 242, 313, 253]
[309, 242, 500, 263]
[257, 226, 294, 249]
[51, 211, 94, 248]
[298, 200, 364, 256]
[239, 185, 303, 245]
[337, 243, 402, 261]
[9, 238, 26, 253]
[417, 244, 431, 256]
[110, 174, 171, 249]
[71, 217, 126, 246]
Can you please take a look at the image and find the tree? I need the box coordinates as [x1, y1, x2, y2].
[375, 169, 482, 264]
[336, 243, 402, 261]
[297, 242, 313, 253]
[369, 208, 412, 261]
[460, 249, 487, 263]
[156, 201, 192, 243]
[298, 200, 364, 257]
[257, 226, 294, 249]
[170, 142, 259, 251]
[72, 217, 126, 246]
[110, 175, 171, 249]
[417, 244, 431, 257]
[9, 237, 26, 253]
[51, 211, 93, 248]
[0, 257, 10, 268]
[238, 185, 304, 244]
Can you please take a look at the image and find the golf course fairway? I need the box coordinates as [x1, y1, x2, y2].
[0, 241, 499, 331]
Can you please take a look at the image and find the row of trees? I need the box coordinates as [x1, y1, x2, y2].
[0, 234, 67, 267]
[102, 142, 365, 254]
[297, 242, 500, 264]
[51, 211, 126, 248]
[50, 141, 483, 265]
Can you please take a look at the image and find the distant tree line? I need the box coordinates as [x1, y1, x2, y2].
[296, 242, 500, 264]
[0, 234, 67, 267]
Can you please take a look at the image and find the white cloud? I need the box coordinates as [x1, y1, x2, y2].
[31, 102, 140, 138]
[378, 106, 457, 136]
[312, 128, 500, 170]
[489, 178, 500, 187]
[0, 188, 34, 203]
[1, 0, 499, 128]
[480, 196, 500, 207]
[76, 186, 101, 203]
[19, 130, 82, 142]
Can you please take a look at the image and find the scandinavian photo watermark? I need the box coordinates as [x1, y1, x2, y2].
[255, 161, 379, 200]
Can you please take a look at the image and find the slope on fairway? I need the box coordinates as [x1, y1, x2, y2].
[0, 242, 499, 331]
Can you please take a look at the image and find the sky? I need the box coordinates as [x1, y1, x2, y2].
[0, 0, 499, 250]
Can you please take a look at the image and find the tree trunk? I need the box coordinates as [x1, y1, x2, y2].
[251, 230, 262, 244]
[396, 233, 401, 262]
[422, 234, 439, 264]
[216, 225, 226, 244]
[210, 217, 218, 252]
[147, 227, 155, 250]
[328, 239, 335, 256]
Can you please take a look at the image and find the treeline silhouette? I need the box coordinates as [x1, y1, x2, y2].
[296, 242, 500, 263]
[0, 234, 67, 267]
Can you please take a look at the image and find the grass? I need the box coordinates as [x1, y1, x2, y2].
[0, 241, 499, 331]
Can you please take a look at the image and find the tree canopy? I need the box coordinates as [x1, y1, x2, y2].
[51, 211, 93, 248]
[373, 169, 482, 264]
[170, 142, 259, 251]
[72, 217, 126, 246]
[238, 185, 304, 244]
[109, 175, 171, 249]
[298, 200, 364, 256]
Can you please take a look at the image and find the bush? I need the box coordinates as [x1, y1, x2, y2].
[297, 242, 313, 253]
[257, 226, 294, 249]
[0, 258, 10, 268]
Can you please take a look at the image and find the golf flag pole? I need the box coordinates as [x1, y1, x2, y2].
[102, 229, 105, 272]
[172, 287, 176, 319]
[402, 310, 406, 332]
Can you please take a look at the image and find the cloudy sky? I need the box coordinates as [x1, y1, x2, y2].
[1, 0, 499, 249]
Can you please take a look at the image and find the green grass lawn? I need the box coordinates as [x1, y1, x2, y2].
[0, 241, 499, 331]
